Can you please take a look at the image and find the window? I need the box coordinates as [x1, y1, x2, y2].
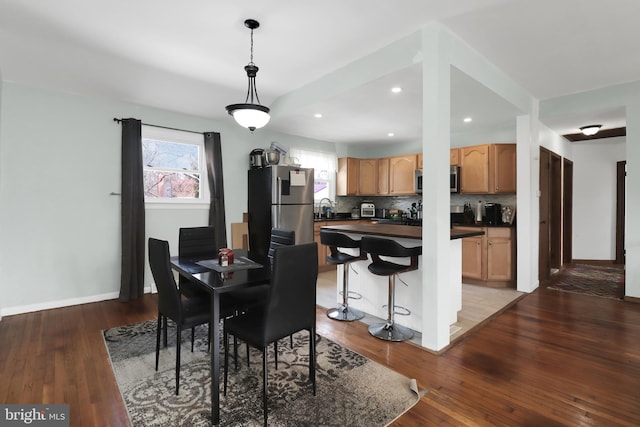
[141, 126, 209, 204]
[289, 148, 337, 202]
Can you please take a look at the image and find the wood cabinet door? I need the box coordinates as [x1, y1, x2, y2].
[314, 222, 328, 267]
[460, 144, 489, 194]
[450, 148, 460, 166]
[487, 237, 512, 280]
[377, 157, 389, 195]
[487, 227, 513, 280]
[337, 157, 358, 196]
[417, 153, 423, 169]
[358, 159, 378, 195]
[461, 235, 485, 280]
[389, 155, 417, 194]
[491, 144, 517, 193]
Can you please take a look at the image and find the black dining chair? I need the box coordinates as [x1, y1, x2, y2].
[148, 237, 211, 395]
[226, 228, 296, 367]
[223, 242, 318, 427]
[178, 226, 217, 299]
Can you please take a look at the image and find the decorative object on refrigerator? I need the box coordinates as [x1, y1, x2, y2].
[249, 148, 264, 168]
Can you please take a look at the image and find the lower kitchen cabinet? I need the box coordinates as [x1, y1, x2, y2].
[453, 225, 515, 287]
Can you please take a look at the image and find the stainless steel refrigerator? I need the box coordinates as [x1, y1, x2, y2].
[247, 165, 315, 256]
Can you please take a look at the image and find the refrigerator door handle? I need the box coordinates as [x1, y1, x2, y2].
[276, 176, 282, 227]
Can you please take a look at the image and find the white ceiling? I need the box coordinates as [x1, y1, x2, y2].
[1, 0, 637, 144]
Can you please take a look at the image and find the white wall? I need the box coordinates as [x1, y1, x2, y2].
[0, 82, 336, 316]
[571, 138, 626, 260]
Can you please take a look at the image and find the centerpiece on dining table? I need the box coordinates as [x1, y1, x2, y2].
[218, 248, 234, 266]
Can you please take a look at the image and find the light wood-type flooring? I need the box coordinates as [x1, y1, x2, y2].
[1, 279, 639, 426]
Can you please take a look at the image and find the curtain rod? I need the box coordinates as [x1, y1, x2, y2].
[113, 118, 207, 135]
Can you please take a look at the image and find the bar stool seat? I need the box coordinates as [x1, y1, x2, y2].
[360, 236, 421, 342]
[320, 230, 367, 321]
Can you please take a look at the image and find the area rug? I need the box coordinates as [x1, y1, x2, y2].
[547, 263, 624, 300]
[103, 320, 424, 426]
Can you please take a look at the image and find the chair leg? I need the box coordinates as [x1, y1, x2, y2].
[274, 341, 278, 370]
[246, 342, 250, 367]
[290, 334, 293, 349]
[310, 328, 316, 395]
[175, 325, 182, 395]
[262, 347, 268, 427]
[163, 315, 168, 347]
[191, 327, 195, 352]
[327, 263, 365, 321]
[368, 274, 413, 342]
[223, 330, 229, 396]
[155, 315, 161, 371]
[233, 335, 239, 371]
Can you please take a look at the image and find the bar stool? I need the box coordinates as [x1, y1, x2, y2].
[320, 230, 367, 321]
[360, 236, 422, 342]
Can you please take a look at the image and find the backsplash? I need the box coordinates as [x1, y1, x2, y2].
[335, 193, 516, 216]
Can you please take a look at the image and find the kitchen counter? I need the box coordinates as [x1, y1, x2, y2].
[321, 223, 484, 240]
[319, 222, 482, 346]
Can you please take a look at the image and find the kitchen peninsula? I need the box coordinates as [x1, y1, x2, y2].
[320, 223, 483, 342]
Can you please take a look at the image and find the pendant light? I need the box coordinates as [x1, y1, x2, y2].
[225, 19, 270, 131]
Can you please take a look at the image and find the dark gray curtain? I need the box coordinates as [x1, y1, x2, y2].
[204, 132, 227, 249]
[119, 118, 145, 301]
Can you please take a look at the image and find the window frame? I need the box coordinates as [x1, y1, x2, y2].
[141, 125, 210, 208]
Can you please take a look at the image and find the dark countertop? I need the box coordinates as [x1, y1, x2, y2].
[451, 222, 515, 228]
[320, 223, 484, 240]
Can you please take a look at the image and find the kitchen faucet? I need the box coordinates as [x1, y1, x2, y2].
[317, 198, 334, 218]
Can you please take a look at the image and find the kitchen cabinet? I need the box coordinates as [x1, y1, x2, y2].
[450, 148, 460, 166]
[337, 157, 358, 196]
[417, 153, 423, 169]
[453, 225, 515, 287]
[377, 158, 389, 195]
[389, 154, 417, 194]
[358, 159, 378, 195]
[460, 143, 516, 194]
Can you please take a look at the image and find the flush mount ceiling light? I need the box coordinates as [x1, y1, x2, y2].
[225, 19, 270, 131]
[579, 124, 602, 136]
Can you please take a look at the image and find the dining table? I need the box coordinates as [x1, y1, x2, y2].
[170, 248, 271, 425]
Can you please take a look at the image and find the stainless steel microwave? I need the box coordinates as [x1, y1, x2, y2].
[450, 165, 460, 193]
[415, 167, 459, 193]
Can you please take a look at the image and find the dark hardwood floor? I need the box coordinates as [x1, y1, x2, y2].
[1, 286, 639, 426]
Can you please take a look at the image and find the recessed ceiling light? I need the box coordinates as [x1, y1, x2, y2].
[391, 87, 402, 93]
[388, 132, 395, 137]
[314, 113, 323, 118]
[463, 117, 472, 123]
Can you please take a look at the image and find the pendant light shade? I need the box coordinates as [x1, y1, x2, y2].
[225, 19, 271, 131]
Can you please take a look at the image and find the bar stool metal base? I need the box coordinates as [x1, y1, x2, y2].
[326, 304, 365, 321]
[368, 322, 414, 342]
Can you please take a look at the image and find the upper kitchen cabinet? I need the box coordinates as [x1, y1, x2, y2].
[417, 153, 423, 169]
[460, 143, 516, 194]
[389, 154, 417, 195]
[450, 148, 460, 166]
[358, 158, 378, 195]
[337, 157, 358, 196]
[377, 157, 389, 195]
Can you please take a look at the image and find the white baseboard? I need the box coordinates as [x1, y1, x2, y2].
[0, 286, 155, 318]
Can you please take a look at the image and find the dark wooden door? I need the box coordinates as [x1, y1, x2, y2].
[550, 152, 562, 270]
[563, 158, 573, 266]
[616, 161, 626, 264]
[539, 147, 551, 284]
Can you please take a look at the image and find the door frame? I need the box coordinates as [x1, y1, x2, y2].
[562, 158, 573, 265]
[616, 161, 626, 264]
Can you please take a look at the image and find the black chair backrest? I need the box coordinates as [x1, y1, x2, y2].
[267, 228, 295, 265]
[148, 238, 182, 321]
[179, 226, 217, 258]
[320, 230, 361, 249]
[361, 236, 422, 258]
[262, 242, 318, 342]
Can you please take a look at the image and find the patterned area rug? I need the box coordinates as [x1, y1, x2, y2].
[103, 320, 424, 426]
[547, 264, 624, 300]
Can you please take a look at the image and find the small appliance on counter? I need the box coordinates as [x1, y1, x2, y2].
[351, 207, 361, 219]
[360, 202, 375, 218]
[485, 202, 503, 225]
[249, 148, 265, 168]
[375, 208, 388, 219]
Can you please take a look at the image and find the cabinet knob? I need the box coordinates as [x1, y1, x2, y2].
[489, 241, 493, 245]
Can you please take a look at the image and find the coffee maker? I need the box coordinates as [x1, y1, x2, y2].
[484, 203, 503, 225]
